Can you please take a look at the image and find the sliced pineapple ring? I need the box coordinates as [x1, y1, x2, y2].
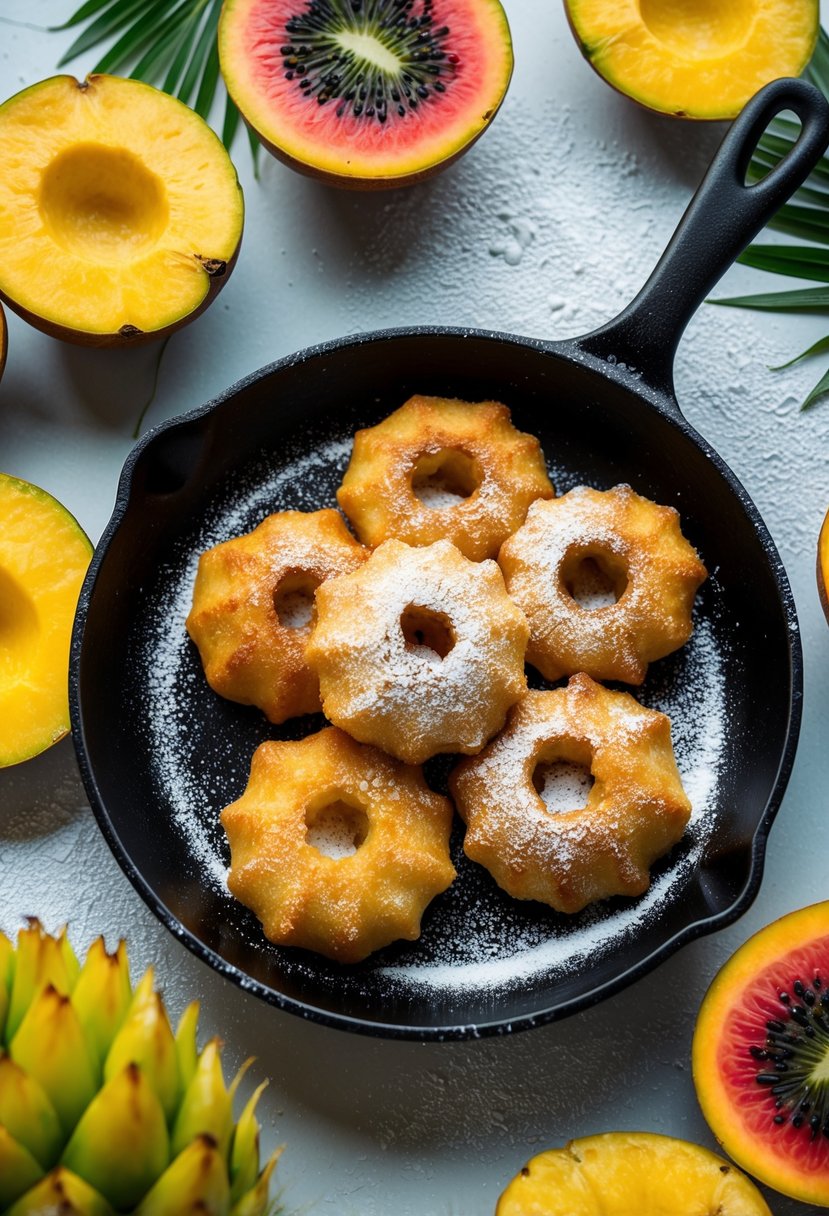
[496, 1131, 772, 1215]
[0, 75, 244, 344]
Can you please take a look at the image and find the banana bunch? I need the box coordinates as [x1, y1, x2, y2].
[0, 920, 281, 1214]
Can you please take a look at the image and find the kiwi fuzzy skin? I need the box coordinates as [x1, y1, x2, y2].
[0, 240, 242, 349]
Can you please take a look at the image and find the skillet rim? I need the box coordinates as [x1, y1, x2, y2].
[69, 323, 804, 1040]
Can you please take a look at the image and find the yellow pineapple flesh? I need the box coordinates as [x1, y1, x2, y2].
[496, 1131, 772, 1215]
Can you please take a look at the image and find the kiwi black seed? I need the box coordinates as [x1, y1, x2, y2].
[281, 0, 455, 122]
[753, 974, 829, 1140]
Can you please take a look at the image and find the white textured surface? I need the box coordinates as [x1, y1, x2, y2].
[1, 3, 829, 1214]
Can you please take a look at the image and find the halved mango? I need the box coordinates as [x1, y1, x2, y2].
[819, 507, 829, 625]
[565, 0, 818, 120]
[0, 75, 244, 345]
[0, 474, 93, 767]
[496, 1132, 772, 1214]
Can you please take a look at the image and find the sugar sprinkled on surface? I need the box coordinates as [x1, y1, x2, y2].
[306, 802, 363, 860]
[275, 586, 315, 630]
[139, 433, 353, 893]
[311, 540, 526, 758]
[566, 557, 619, 610]
[534, 761, 593, 814]
[382, 611, 727, 993]
[414, 481, 468, 510]
[134, 421, 727, 999]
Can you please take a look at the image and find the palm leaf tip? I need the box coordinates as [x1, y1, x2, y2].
[769, 334, 829, 371]
[800, 364, 829, 410]
[52, 0, 259, 161]
[708, 23, 829, 409]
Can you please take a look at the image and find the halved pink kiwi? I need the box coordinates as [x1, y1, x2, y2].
[693, 902, 829, 1206]
[219, 0, 513, 189]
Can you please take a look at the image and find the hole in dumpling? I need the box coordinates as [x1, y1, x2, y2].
[400, 604, 456, 659]
[305, 797, 369, 859]
[561, 547, 629, 609]
[274, 570, 322, 629]
[532, 760, 595, 814]
[411, 448, 482, 508]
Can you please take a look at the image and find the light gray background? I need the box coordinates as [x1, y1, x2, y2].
[1, 3, 828, 1212]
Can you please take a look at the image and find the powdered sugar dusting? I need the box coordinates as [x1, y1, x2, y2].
[309, 539, 527, 761]
[567, 557, 619, 610]
[306, 801, 365, 860]
[274, 586, 315, 629]
[131, 416, 728, 1005]
[385, 609, 726, 993]
[534, 762, 593, 814]
[414, 482, 468, 509]
[138, 432, 354, 893]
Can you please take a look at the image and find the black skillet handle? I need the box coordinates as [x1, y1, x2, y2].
[576, 77, 829, 400]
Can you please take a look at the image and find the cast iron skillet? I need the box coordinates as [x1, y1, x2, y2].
[72, 79, 827, 1039]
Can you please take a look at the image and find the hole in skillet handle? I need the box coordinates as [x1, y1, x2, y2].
[575, 77, 829, 401]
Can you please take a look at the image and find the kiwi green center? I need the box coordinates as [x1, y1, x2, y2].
[753, 976, 829, 1140]
[638, 0, 757, 58]
[0, 568, 39, 682]
[305, 795, 369, 859]
[336, 30, 400, 74]
[282, 0, 454, 122]
[39, 144, 169, 264]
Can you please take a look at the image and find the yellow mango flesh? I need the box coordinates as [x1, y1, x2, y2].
[567, 0, 818, 119]
[0, 75, 243, 337]
[0, 474, 92, 767]
[496, 1131, 772, 1215]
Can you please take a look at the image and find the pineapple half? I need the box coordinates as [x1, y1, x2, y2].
[0, 920, 280, 1214]
[496, 1131, 772, 1215]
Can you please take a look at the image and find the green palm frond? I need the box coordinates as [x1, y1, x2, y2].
[52, 0, 258, 165]
[710, 26, 829, 408]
